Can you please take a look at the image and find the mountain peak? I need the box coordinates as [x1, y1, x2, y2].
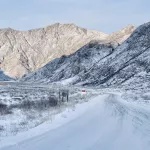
[45, 23, 82, 29]
[120, 24, 136, 34]
[107, 24, 136, 44]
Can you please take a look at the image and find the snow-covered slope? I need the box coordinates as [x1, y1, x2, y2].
[0, 24, 135, 78]
[81, 22, 150, 88]
[22, 22, 150, 88]
[21, 41, 115, 83]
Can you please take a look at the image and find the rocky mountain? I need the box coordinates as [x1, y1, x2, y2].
[22, 22, 150, 89]
[108, 24, 136, 44]
[0, 23, 135, 78]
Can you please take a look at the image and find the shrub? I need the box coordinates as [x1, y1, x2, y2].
[48, 96, 58, 107]
[0, 103, 11, 115]
[13, 95, 59, 111]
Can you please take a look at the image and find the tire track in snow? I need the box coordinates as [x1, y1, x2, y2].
[1, 93, 150, 150]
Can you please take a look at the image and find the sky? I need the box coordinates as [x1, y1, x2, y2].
[0, 0, 149, 33]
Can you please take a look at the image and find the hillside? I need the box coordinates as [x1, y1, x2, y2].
[21, 41, 114, 83]
[0, 24, 135, 78]
[22, 22, 150, 89]
[81, 22, 150, 88]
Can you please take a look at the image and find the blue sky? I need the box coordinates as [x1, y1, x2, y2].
[0, 0, 149, 33]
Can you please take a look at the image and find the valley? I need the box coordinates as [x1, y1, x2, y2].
[0, 21, 150, 150]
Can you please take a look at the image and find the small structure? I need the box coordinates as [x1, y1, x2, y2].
[59, 89, 69, 102]
[82, 90, 86, 93]
[81, 90, 87, 95]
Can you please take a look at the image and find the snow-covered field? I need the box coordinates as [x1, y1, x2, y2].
[0, 82, 150, 150]
[0, 82, 100, 138]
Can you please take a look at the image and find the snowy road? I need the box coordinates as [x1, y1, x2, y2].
[1, 93, 150, 150]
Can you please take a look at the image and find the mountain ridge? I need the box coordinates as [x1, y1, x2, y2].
[0, 23, 135, 78]
[22, 22, 150, 89]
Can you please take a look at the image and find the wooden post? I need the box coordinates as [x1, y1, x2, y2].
[59, 90, 61, 101]
[67, 90, 69, 102]
[62, 95, 64, 102]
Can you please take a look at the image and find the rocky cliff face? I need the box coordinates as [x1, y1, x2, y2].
[0, 23, 135, 78]
[22, 22, 150, 89]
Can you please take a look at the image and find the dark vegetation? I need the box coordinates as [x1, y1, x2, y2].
[10, 96, 59, 111]
[0, 103, 12, 115]
[0, 86, 69, 115]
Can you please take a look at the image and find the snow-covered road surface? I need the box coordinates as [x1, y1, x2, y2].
[1, 93, 150, 150]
